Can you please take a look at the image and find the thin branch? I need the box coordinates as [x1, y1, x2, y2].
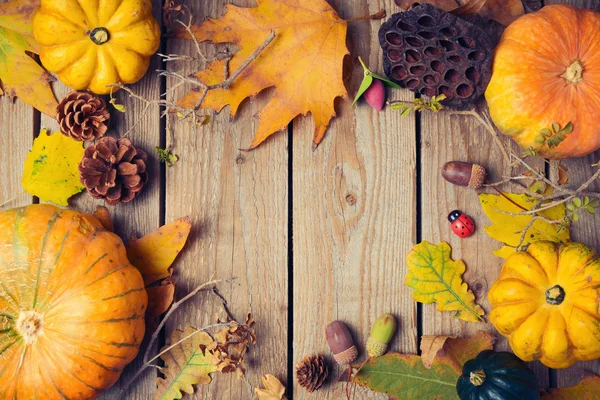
[0, 191, 27, 208]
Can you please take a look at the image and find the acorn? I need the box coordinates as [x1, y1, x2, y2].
[442, 161, 486, 189]
[366, 313, 397, 357]
[325, 321, 358, 365]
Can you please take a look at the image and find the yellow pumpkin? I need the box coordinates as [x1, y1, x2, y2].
[33, 0, 161, 95]
[489, 241, 600, 369]
[485, 5, 600, 159]
[0, 205, 147, 399]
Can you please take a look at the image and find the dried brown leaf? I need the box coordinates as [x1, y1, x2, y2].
[420, 335, 454, 369]
[558, 163, 569, 185]
[541, 374, 600, 399]
[256, 374, 287, 400]
[92, 206, 113, 232]
[146, 278, 176, 320]
[395, 0, 458, 11]
[452, 0, 525, 26]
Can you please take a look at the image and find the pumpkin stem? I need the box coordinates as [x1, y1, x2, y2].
[469, 370, 486, 386]
[546, 285, 566, 305]
[90, 27, 110, 45]
[561, 60, 584, 83]
[16, 311, 44, 344]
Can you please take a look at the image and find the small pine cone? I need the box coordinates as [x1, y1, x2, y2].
[57, 91, 110, 141]
[296, 355, 328, 392]
[79, 137, 148, 205]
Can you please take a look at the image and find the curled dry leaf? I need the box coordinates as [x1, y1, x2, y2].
[452, 0, 525, 26]
[126, 217, 192, 285]
[352, 332, 494, 399]
[420, 335, 453, 369]
[255, 374, 287, 400]
[146, 277, 176, 321]
[541, 374, 600, 399]
[92, 206, 113, 232]
[22, 129, 84, 206]
[558, 163, 569, 185]
[405, 241, 485, 322]
[177, 0, 348, 149]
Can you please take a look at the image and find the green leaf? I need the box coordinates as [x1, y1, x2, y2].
[552, 122, 560, 134]
[401, 107, 411, 117]
[534, 135, 546, 144]
[572, 212, 580, 222]
[572, 197, 582, 208]
[590, 199, 599, 208]
[21, 129, 85, 206]
[405, 242, 484, 322]
[540, 128, 552, 138]
[155, 147, 179, 167]
[352, 74, 373, 105]
[583, 196, 590, 206]
[559, 121, 573, 135]
[566, 203, 576, 212]
[528, 181, 543, 194]
[353, 353, 459, 399]
[370, 72, 401, 88]
[155, 328, 219, 400]
[584, 206, 595, 214]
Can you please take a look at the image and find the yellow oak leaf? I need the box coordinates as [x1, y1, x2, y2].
[0, 0, 57, 115]
[126, 217, 192, 285]
[154, 328, 219, 400]
[479, 192, 570, 259]
[21, 129, 84, 206]
[177, 0, 348, 149]
[405, 241, 485, 323]
[256, 374, 287, 400]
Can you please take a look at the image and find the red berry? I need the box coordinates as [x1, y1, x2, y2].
[364, 79, 385, 111]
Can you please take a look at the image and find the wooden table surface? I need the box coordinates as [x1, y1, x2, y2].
[2, 0, 599, 398]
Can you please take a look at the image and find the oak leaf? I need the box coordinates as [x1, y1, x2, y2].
[177, 0, 348, 149]
[405, 241, 485, 322]
[420, 331, 496, 369]
[478, 192, 570, 259]
[420, 335, 453, 369]
[542, 374, 600, 399]
[255, 374, 287, 400]
[353, 332, 494, 399]
[126, 217, 192, 285]
[21, 129, 84, 206]
[0, 0, 57, 115]
[154, 328, 219, 400]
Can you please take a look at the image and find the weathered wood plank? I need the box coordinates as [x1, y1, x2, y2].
[164, 0, 288, 398]
[419, 108, 549, 385]
[292, 0, 417, 398]
[545, 0, 600, 388]
[37, 1, 165, 397]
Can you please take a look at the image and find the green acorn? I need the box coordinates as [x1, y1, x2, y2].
[366, 313, 397, 357]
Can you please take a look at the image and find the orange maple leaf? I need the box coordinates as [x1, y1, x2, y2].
[177, 0, 349, 149]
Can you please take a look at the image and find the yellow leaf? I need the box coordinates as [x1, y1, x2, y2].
[405, 241, 485, 323]
[154, 328, 219, 400]
[126, 217, 192, 285]
[176, 0, 348, 148]
[255, 374, 287, 400]
[479, 192, 570, 258]
[21, 129, 84, 206]
[0, 0, 57, 115]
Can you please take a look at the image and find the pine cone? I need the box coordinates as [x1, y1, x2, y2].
[378, 4, 493, 108]
[57, 91, 110, 141]
[79, 137, 148, 205]
[296, 355, 328, 392]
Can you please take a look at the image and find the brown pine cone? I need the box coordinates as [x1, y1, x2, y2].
[296, 355, 328, 392]
[57, 91, 110, 141]
[79, 137, 148, 205]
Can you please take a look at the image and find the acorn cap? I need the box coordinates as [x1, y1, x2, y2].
[366, 336, 388, 358]
[325, 321, 358, 365]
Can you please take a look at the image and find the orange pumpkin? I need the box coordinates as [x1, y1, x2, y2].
[0, 205, 147, 399]
[485, 5, 600, 159]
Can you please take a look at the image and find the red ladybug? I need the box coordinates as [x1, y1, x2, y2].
[448, 210, 475, 238]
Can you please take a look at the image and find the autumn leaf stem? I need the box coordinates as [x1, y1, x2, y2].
[345, 9, 386, 23]
[0, 191, 27, 208]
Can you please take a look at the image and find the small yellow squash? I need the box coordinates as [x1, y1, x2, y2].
[489, 241, 600, 369]
[33, 0, 161, 94]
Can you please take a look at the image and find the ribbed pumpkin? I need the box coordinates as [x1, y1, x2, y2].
[489, 241, 600, 369]
[0, 205, 147, 399]
[485, 5, 600, 159]
[33, 0, 161, 94]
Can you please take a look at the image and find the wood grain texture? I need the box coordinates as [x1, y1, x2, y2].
[292, 0, 417, 398]
[37, 1, 165, 397]
[419, 108, 549, 385]
[163, 0, 288, 398]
